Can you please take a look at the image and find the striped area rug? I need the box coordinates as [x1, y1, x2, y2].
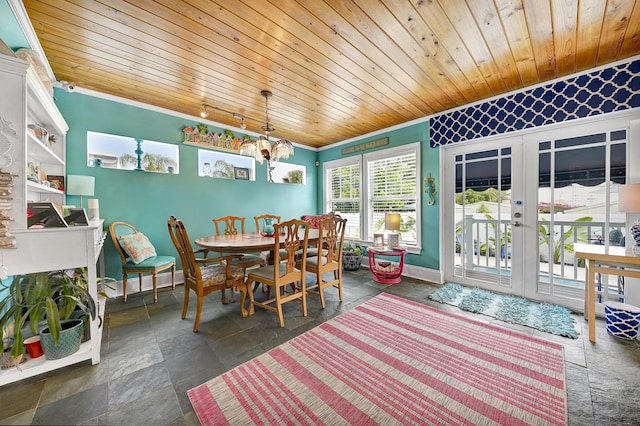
[188, 293, 567, 425]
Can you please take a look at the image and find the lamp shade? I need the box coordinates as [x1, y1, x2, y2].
[385, 213, 401, 231]
[66, 175, 95, 196]
[619, 184, 640, 212]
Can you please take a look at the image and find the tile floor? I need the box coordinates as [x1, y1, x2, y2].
[1, 268, 640, 425]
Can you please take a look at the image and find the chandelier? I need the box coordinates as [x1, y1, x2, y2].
[240, 90, 294, 164]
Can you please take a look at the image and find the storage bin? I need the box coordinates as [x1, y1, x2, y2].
[604, 301, 640, 340]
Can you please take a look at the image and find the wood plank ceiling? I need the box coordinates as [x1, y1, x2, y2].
[23, 0, 640, 149]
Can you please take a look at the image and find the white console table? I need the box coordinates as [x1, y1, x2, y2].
[0, 220, 106, 386]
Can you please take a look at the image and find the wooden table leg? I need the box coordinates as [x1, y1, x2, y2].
[239, 279, 250, 317]
[587, 259, 597, 343]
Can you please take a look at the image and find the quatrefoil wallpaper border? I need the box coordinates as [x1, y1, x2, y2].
[430, 59, 640, 148]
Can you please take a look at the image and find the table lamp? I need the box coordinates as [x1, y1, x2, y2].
[66, 174, 95, 211]
[619, 183, 640, 248]
[385, 213, 401, 248]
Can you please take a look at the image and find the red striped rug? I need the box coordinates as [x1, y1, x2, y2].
[188, 293, 567, 425]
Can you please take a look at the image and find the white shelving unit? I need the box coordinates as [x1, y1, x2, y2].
[0, 53, 105, 386]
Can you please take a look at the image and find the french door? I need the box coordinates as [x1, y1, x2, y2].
[442, 138, 524, 295]
[442, 115, 631, 310]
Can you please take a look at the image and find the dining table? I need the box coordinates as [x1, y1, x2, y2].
[194, 230, 320, 264]
[194, 230, 320, 317]
[574, 243, 640, 343]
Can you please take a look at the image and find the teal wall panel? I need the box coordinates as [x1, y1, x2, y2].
[317, 121, 440, 270]
[54, 90, 317, 280]
[0, 1, 29, 50]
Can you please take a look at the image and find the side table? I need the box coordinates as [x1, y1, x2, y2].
[368, 247, 407, 284]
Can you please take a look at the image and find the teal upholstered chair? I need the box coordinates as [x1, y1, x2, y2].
[109, 221, 176, 303]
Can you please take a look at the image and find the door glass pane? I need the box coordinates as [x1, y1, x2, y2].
[454, 149, 511, 286]
[537, 131, 626, 302]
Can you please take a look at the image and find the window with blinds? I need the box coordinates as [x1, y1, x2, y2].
[367, 151, 418, 245]
[323, 142, 420, 247]
[326, 159, 361, 239]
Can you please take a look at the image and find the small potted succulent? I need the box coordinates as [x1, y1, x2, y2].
[342, 241, 364, 271]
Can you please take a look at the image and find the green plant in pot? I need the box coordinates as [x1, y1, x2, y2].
[0, 269, 96, 361]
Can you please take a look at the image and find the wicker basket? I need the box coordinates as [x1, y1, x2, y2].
[39, 319, 84, 360]
[342, 252, 362, 271]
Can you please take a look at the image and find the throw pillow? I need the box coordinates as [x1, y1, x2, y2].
[118, 232, 157, 264]
[302, 215, 321, 229]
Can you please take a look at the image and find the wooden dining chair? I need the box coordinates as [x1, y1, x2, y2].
[246, 219, 310, 327]
[253, 214, 281, 233]
[212, 215, 266, 269]
[298, 212, 336, 260]
[167, 216, 247, 332]
[109, 221, 176, 303]
[254, 214, 289, 262]
[297, 214, 347, 308]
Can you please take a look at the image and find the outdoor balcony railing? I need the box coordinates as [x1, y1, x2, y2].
[457, 215, 626, 282]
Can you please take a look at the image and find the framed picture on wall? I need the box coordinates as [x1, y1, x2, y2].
[372, 234, 384, 248]
[234, 167, 249, 180]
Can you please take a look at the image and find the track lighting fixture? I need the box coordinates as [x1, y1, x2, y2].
[200, 104, 247, 129]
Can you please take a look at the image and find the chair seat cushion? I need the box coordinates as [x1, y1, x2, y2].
[303, 256, 328, 269]
[248, 263, 300, 281]
[123, 255, 175, 271]
[117, 232, 157, 264]
[295, 247, 327, 259]
[201, 265, 244, 288]
[231, 254, 266, 269]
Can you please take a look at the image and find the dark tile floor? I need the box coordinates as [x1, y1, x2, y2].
[1, 268, 640, 425]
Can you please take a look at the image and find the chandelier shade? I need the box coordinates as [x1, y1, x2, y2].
[239, 91, 294, 164]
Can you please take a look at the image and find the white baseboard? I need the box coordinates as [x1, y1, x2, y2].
[105, 263, 443, 299]
[361, 261, 443, 285]
[105, 270, 184, 299]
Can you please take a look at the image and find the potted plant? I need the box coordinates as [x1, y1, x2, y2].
[0, 269, 96, 362]
[342, 241, 364, 271]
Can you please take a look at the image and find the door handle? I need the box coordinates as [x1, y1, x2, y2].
[511, 221, 522, 227]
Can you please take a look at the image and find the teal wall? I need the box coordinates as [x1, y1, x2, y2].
[54, 90, 318, 280]
[317, 121, 440, 270]
[0, 1, 29, 50]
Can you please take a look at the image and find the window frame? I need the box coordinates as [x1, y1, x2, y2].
[323, 142, 421, 251]
[87, 131, 179, 174]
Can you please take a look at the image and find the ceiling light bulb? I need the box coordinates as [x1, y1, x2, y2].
[240, 118, 246, 129]
[200, 105, 209, 118]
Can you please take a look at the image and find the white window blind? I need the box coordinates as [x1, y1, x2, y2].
[367, 151, 418, 244]
[326, 161, 361, 239]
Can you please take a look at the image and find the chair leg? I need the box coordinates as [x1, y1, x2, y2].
[152, 273, 158, 303]
[171, 264, 176, 290]
[182, 286, 189, 320]
[193, 292, 204, 332]
[317, 273, 326, 308]
[301, 279, 307, 317]
[138, 273, 143, 293]
[275, 286, 284, 327]
[336, 270, 343, 302]
[123, 274, 129, 302]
